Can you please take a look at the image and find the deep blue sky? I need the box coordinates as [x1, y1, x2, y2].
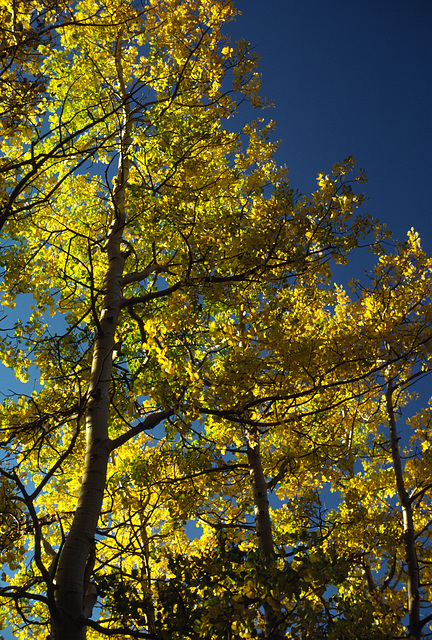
[228, 0, 432, 251]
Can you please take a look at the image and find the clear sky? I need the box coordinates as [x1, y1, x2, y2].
[228, 0, 432, 252]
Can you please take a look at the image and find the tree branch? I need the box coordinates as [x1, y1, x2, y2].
[109, 409, 173, 452]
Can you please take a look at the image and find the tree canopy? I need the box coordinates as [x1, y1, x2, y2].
[0, 1, 432, 639]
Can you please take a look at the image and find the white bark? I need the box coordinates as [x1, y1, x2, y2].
[51, 192, 127, 639]
[247, 438, 275, 557]
[386, 381, 420, 638]
[50, 38, 132, 640]
[246, 434, 283, 640]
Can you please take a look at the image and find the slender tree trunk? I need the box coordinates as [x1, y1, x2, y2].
[50, 203, 127, 640]
[50, 37, 132, 640]
[50, 187, 128, 639]
[386, 381, 420, 639]
[246, 433, 284, 640]
[139, 513, 157, 635]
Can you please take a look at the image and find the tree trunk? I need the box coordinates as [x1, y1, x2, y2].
[386, 381, 420, 639]
[50, 202, 127, 639]
[246, 433, 284, 640]
[50, 36, 132, 640]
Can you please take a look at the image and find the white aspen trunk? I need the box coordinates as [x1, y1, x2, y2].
[386, 381, 420, 639]
[247, 438, 275, 557]
[50, 233, 126, 638]
[246, 434, 283, 640]
[50, 38, 132, 640]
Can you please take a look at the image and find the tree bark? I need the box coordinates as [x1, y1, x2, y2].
[386, 381, 420, 639]
[246, 433, 283, 640]
[49, 36, 132, 640]
[50, 189, 127, 640]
